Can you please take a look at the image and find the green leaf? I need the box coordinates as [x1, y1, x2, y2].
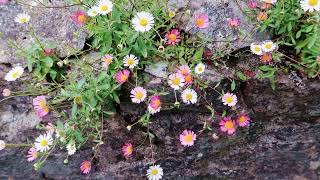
[236, 71, 247, 81]
[231, 80, 236, 91]
[71, 103, 78, 118]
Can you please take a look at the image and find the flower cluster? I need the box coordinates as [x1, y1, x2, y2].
[219, 113, 251, 135]
[250, 40, 277, 63]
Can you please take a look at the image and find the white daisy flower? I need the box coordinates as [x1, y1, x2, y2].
[250, 43, 263, 55]
[222, 93, 238, 107]
[146, 164, 163, 180]
[66, 142, 76, 155]
[4, 66, 24, 81]
[168, 73, 185, 90]
[0, 140, 5, 151]
[123, 54, 139, 69]
[15, 13, 31, 24]
[97, 0, 113, 15]
[35, 133, 53, 152]
[88, 6, 100, 17]
[262, 40, 277, 52]
[195, 63, 205, 75]
[263, 0, 277, 4]
[130, 86, 147, 103]
[181, 89, 198, 104]
[300, 0, 320, 12]
[132, 11, 155, 32]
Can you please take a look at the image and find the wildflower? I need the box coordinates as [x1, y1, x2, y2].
[168, 73, 185, 90]
[148, 95, 161, 114]
[146, 165, 163, 180]
[0, 0, 9, 4]
[33, 96, 49, 118]
[97, 0, 113, 15]
[195, 63, 205, 75]
[115, 70, 130, 84]
[34, 133, 53, 152]
[184, 74, 193, 85]
[130, 86, 147, 103]
[165, 29, 181, 46]
[102, 54, 113, 67]
[263, 0, 277, 4]
[248, 1, 258, 9]
[88, 6, 99, 17]
[0, 140, 5, 151]
[222, 93, 237, 107]
[257, 12, 268, 21]
[2, 89, 11, 97]
[169, 10, 176, 18]
[260, 53, 273, 63]
[194, 13, 209, 29]
[45, 123, 55, 134]
[262, 40, 277, 52]
[219, 117, 236, 135]
[179, 130, 197, 146]
[122, 143, 133, 157]
[177, 65, 191, 76]
[27, 147, 38, 162]
[237, 113, 251, 127]
[158, 45, 165, 52]
[66, 142, 76, 155]
[181, 89, 198, 104]
[132, 12, 154, 32]
[4, 66, 24, 81]
[300, 0, 320, 12]
[71, 10, 87, 26]
[15, 13, 30, 24]
[261, 2, 273, 10]
[80, 160, 91, 174]
[123, 54, 139, 69]
[250, 43, 263, 55]
[43, 48, 54, 56]
[227, 18, 240, 28]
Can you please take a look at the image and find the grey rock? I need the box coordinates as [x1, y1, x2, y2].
[145, 61, 169, 78]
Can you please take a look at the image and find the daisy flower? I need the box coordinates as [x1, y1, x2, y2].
[260, 53, 273, 63]
[66, 142, 76, 155]
[227, 18, 240, 28]
[102, 54, 113, 67]
[146, 164, 163, 180]
[88, 6, 99, 17]
[71, 10, 87, 26]
[122, 143, 133, 158]
[132, 12, 154, 32]
[177, 65, 191, 76]
[219, 117, 236, 135]
[0, 140, 5, 151]
[80, 160, 91, 174]
[194, 13, 209, 29]
[237, 113, 251, 127]
[184, 74, 193, 85]
[168, 73, 185, 90]
[257, 12, 268, 21]
[97, 0, 113, 15]
[248, 1, 258, 9]
[130, 86, 147, 103]
[195, 63, 205, 75]
[263, 0, 277, 4]
[2, 88, 11, 97]
[123, 54, 139, 69]
[250, 43, 263, 55]
[300, 0, 320, 12]
[4, 66, 24, 81]
[181, 89, 198, 104]
[34, 133, 53, 152]
[179, 130, 197, 146]
[15, 13, 30, 24]
[222, 93, 238, 107]
[261, 40, 277, 52]
[148, 95, 161, 114]
[169, 10, 176, 18]
[114, 70, 130, 84]
[165, 29, 181, 46]
[27, 147, 38, 162]
[33, 96, 49, 118]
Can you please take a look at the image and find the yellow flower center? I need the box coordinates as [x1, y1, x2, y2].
[151, 169, 159, 175]
[127, 146, 133, 154]
[224, 121, 234, 129]
[265, 43, 272, 49]
[186, 93, 193, 100]
[83, 162, 90, 169]
[196, 18, 204, 27]
[184, 134, 193, 143]
[139, 18, 148, 27]
[127, 58, 134, 65]
[185, 75, 192, 82]
[168, 34, 177, 41]
[39, 100, 49, 113]
[77, 14, 86, 22]
[197, 67, 203, 72]
[154, 99, 161, 107]
[172, 78, 180, 86]
[135, 91, 144, 100]
[101, 5, 108, 12]
[12, 71, 20, 78]
[20, 18, 27, 23]
[226, 96, 234, 104]
[254, 46, 261, 52]
[308, 0, 318, 6]
[120, 74, 128, 81]
[239, 116, 246, 123]
[169, 11, 175, 18]
[40, 140, 48, 147]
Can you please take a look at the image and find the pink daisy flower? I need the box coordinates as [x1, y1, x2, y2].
[177, 65, 191, 76]
[248, 1, 258, 9]
[237, 113, 251, 127]
[71, 10, 87, 26]
[102, 54, 113, 67]
[33, 96, 49, 118]
[184, 74, 193, 85]
[260, 53, 273, 63]
[27, 147, 38, 162]
[0, 0, 8, 4]
[222, 93, 238, 107]
[130, 86, 147, 103]
[114, 70, 130, 84]
[219, 117, 236, 135]
[165, 29, 181, 46]
[194, 13, 209, 29]
[227, 18, 240, 28]
[80, 160, 91, 174]
[122, 143, 133, 158]
[148, 95, 161, 114]
[180, 130, 197, 146]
